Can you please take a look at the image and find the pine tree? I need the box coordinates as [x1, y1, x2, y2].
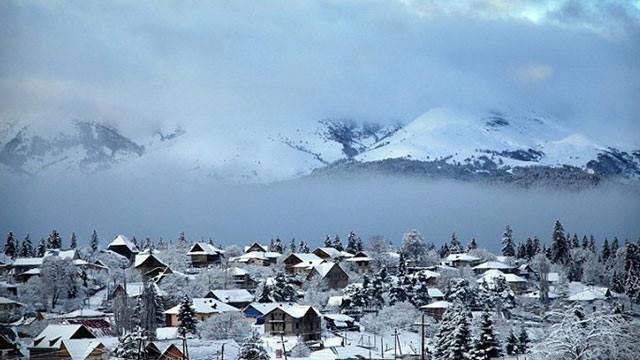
[332, 234, 343, 251]
[439, 243, 450, 258]
[449, 232, 463, 254]
[272, 273, 297, 302]
[582, 235, 589, 249]
[257, 284, 273, 303]
[517, 325, 529, 354]
[571, 233, 580, 248]
[177, 294, 198, 336]
[19, 234, 34, 257]
[70, 232, 78, 249]
[516, 243, 526, 259]
[525, 237, 534, 259]
[505, 329, 518, 355]
[601, 238, 611, 261]
[142, 282, 164, 340]
[324, 235, 332, 247]
[473, 310, 502, 360]
[398, 252, 407, 276]
[434, 301, 471, 360]
[36, 238, 46, 257]
[532, 237, 541, 256]
[611, 270, 625, 293]
[551, 220, 570, 265]
[4, 232, 17, 259]
[237, 331, 270, 360]
[114, 332, 138, 359]
[298, 239, 309, 253]
[501, 225, 515, 257]
[588, 235, 597, 253]
[273, 237, 283, 253]
[47, 229, 62, 249]
[467, 238, 478, 251]
[624, 243, 640, 306]
[269, 238, 275, 252]
[346, 231, 359, 254]
[289, 238, 297, 253]
[90, 230, 99, 254]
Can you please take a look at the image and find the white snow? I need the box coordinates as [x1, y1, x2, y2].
[164, 298, 240, 315]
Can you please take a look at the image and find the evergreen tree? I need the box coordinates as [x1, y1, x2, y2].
[439, 243, 450, 258]
[389, 278, 408, 305]
[588, 235, 597, 253]
[551, 220, 570, 265]
[501, 225, 515, 257]
[346, 231, 359, 254]
[272, 273, 297, 302]
[581, 235, 589, 249]
[505, 329, 518, 355]
[4, 232, 17, 259]
[517, 325, 529, 354]
[516, 243, 526, 259]
[467, 238, 478, 251]
[571, 233, 580, 248]
[434, 301, 471, 360]
[36, 238, 46, 257]
[142, 282, 164, 340]
[47, 229, 62, 249]
[449, 232, 463, 254]
[257, 284, 273, 303]
[525, 237, 534, 259]
[19, 234, 34, 257]
[298, 239, 309, 253]
[289, 238, 297, 253]
[398, 252, 407, 276]
[532, 237, 541, 256]
[237, 331, 270, 360]
[601, 238, 611, 262]
[114, 332, 138, 359]
[473, 310, 501, 360]
[332, 235, 344, 251]
[269, 238, 275, 252]
[273, 237, 283, 253]
[177, 294, 197, 336]
[324, 235, 332, 247]
[90, 230, 99, 254]
[610, 237, 620, 258]
[70, 232, 78, 249]
[624, 243, 640, 306]
[611, 270, 625, 293]
[400, 229, 428, 265]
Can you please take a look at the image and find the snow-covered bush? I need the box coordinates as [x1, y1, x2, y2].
[198, 312, 251, 342]
[359, 301, 422, 335]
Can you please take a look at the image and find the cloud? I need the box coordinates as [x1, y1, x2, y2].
[515, 64, 555, 86]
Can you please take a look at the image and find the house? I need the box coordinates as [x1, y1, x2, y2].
[232, 251, 280, 267]
[472, 261, 515, 274]
[134, 253, 171, 278]
[0, 254, 12, 276]
[477, 269, 528, 293]
[30, 324, 96, 359]
[164, 298, 239, 326]
[9, 257, 43, 278]
[56, 310, 114, 338]
[421, 301, 451, 321]
[0, 297, 23, 322]
[243, 302, 282, 324]
[145, 342, 184, 360]
[427, 288, 445, 301]
[516, 264, 536, 279]
[412, 270, 441, 285]
[112, 282, 166, 300]
[0, 326, 23, 359]
[323, 314, 359, 332]
[291, 259, 326, 275]
[106, 235, 139, 261]
[306, 263, 349, 289]
[567, 289, 610, 302]
[263, 303, 322, 341]
[58, 339, 109, 359]
[443, 253, 482, 268]
[0, 282, 17, 296]
[205, 289, 254, 309]
[312, 247, 353, 261]
[224, 267, 256, 289]
[283, 253, 323, 274]
[344, 251, 372, 273]
[244, 243, 269, 253]
[187, 242, 224, 267]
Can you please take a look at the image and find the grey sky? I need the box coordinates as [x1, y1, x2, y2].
[1, 0, 639, 146]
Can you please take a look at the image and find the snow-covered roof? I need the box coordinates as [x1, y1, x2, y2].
[421, 300, 451, 309]
[61, 339, 104, 359]
[21, 268, 41, 275]
[232, 251, 270, 262]
[44, 249, 77, 260]
[243, 243, 268, 252]
[473, 261, 513, 270]
[312, 262, 340, 278]
[548, 272, 560, 282]
[58, 309, 106, 319]
[314, 247, 352, 258]
[245, 302, 282, 315]
[164, 298, 240, 315]
[326, 296, 345, 307]
[427, 288, 445, 298]
[134, 253, 168, 268]
[156, 327, 179, 340]
[264, 303, 320, 319]
[119, 282, 166, 298]
[293, 259, 326, 269]
[11, 257, 44, 266]
[322, 313, 355, 322]
[108, 234, 139, 252]
[225, 266, 247, 276]
[445, 253, 480, 262]
[33, 324, 94, 349]
[477, 269, 527, 283]
[290, 253, 322, 263]
[0, 296, 22, 306]
[416, 269, 441, 278]
[208, 289, 253, 304]
[309, 345, 371, 360]
[568, 289, 608, 302]
[187, 242, 224, 256]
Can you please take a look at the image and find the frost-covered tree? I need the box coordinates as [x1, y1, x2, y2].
[533, 253, 551, 306]
[445, 278, 475, 307]
[346, 231, 363, 254]
[434, 301, 472, 360]
[360, 302, 423, 334]
[290, 341, 311, 358]
[551, 220, 570, 265]
[177, 294, 198, 336]
[467, 238, 478, 251]
[273, 237, 283, 253]
[298, 239, 310, 253]
[289, 238, 297, 253]
[535, 306, 640, 359]
[516, 242, 526, 259]
[610, 237, 620, 258]
[478, 276, 515, 311]
[588, 235, 597, 253]
[47, 229, 62, 249]
[501, 225, 515, 257]
[601, 238, 611, 261]
[40, 256, 82, 310]
[198, 312, 251, 342]
[571, 233, 580, 248]
[4, 232, 17, 259]
[400, 229, 428, 266]
[19, 234, 34, 257]
[582, 252, 604, 286]
[69, 232, 78, 249]
[332, 234, 344, 251]
[323, 235, 332, 247]
[113, 332, 138, 359]
[517, 325, 529, 354]
[142, 282, 164, 339]
[90, 230, 99, 254]
[237, 331, 270, 360]
[449, 232, 464, 254]
[272, 273, 297, 302]
[524, 237, 535, 259]
[473, 310, 501, 360]
[624, 243, 640, 306]
[505, 329, 518, 355]
[36, 238, 46, 257]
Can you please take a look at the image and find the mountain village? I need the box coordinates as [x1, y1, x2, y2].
[1, 222, 639, 359]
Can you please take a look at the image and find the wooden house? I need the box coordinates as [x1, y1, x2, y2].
[187, 243, 224, 267]
[282, 253, 323, 274]
[106, 235, 139, 261]
[134, 253, 171, 278]
[164, 298, 240, 327]
[205, 289, 254, 309]
[30, 324, 96, 359]
[263, 304, 322, 341]
[344, 251, 372, 273]
[145, 342, 184, 360]
[306, 263, 349, 289]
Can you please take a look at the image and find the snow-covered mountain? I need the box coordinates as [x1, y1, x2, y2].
[1, 107, 638, 186]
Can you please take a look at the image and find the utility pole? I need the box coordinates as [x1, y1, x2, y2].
[413, 313, 427, 360]
[220, 343, 225, 360]
[278, 334, 288, 360]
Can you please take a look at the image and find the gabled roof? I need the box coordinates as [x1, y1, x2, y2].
[473, 261, 513, 270]
[134, 253, 168, 269]
[421, 300, 451, 309]
[263, 303, 320, 319]
[207, 289, 254, 304]
[57, 309, 106, 319]
[286, 253, 322, 263]
[293, 259, 326, 269]
[107, 235, 139, 252]
[164, 298, 240, 315]
[61, 339, 105, 360]
[344, 251, 371, 262]
[427, 288, 445, 298]
[244, 302, 282, 315]
[11, 257, 43, 267]
[187, 242, 224, 256]
[32, 324, 95, 349]
[244, 243, 268, 253]
[232, 251, 279, 262]
[0, 296, 23, 306]
[115, 282, 166, 298]
[44, 249, 77, 260]
[445, 253, 481, 262]
[568, 289, 608, 302]
[313, 247, 342, 258]
[477, 269, 527, 283]
[311, 262, 344, 278]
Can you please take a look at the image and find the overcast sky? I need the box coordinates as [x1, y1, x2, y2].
[1, 0, 639, 146]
